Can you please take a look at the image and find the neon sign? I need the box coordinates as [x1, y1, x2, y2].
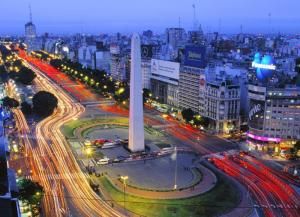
[252, 53, 276, 80]
[249, 103, 262, 120]
[252, 62, 276, 70]
[247, 133, 281, 143]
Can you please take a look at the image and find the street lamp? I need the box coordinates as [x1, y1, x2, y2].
[120, 175, 129, 214]
[85, 148, 93, 167]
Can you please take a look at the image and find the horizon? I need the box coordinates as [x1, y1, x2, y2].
[1, 0, 300, 36]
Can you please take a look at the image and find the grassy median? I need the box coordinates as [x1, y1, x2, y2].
[99, 175, 240, 217]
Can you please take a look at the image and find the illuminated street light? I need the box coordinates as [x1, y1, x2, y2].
[120, 176, 129, 212]
[86, 148, 92, 156]
[118, 87, 125, 95]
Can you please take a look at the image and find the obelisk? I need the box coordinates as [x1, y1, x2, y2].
[129, 33, 145, 152]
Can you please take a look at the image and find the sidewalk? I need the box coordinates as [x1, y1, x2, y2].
[107, 163, 217, 199]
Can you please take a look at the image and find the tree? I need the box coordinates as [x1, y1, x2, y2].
[0, 65, 9, 83]
[21, 101, 32, 115]
[17, 178, 43, 206]
[32, 91, 58, 117]
[50, 59, 63, 68]
[199, 116, 210, 128]
[17, 67, 36, 84]
[294, 141, 300, 153]
[2, 96, 19, 108]
[143, 88, 151, 103]
[295, 58, 300, 74]
[181, 108, 194, 123]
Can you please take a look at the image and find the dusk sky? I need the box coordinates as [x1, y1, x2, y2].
[1, 0, 299, 35]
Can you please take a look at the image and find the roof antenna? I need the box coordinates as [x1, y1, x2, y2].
[178, 16, 181, 28]
[29, 4, 32, 22]
[192, 4, 197, 30]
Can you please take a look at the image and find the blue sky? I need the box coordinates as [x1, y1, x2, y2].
[1, 0, 299, 35]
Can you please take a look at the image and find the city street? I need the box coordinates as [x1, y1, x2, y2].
[15, 53, 124, 216]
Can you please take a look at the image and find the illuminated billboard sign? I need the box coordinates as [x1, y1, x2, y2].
[248, 99, 265, 130]
[184, 45, 206, 68]
[252, 53, 276, 81]
[141, 45, 153, 59]
[151, 59, 180, 80]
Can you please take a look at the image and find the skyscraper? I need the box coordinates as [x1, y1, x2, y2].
[25, 5, 39, 52]
[129, 34, 145, 152]
[25, 5, 36, 40]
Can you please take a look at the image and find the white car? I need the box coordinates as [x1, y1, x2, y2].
[97, 157, 110, 165]
[101, 142, 116, 149]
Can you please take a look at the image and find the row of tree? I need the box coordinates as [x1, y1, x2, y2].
[50, 58, 130, 103]
[2, 91, 58, 118]
[181, 108, 210, 128]
[0, 45, 36, 85]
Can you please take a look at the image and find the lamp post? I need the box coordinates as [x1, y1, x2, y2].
[85, 148, 92, 168]
[120, 175, 129, 214]
[174, 146, 178, 190]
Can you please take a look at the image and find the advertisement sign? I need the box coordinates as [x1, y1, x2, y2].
[248, 99, 265, 130]
[151, 59, 180, 80]
[252, 52, 276, 81]
[184, 45, 206, 68]
[141, 45, 153, 59]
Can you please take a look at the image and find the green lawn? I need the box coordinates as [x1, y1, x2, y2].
[99, 175, 240, 217]
[61, 117, 129, 138]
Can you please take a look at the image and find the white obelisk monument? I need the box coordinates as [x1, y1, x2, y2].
[129, 33, 145, 152]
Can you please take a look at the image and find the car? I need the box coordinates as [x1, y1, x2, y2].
[101, 142, 116, 149]
[97, 157, 110, 165]
[113, 158, 122, 163]
[120, 139, 129, 145]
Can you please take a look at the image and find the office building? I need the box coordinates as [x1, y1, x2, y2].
[150, 59, 180, 107]
[94, 42, 110, 73]
[204, 71, 241, 134]
[166, 28, 186, 50]
[247, 84, 300, 151]
[179, 45, 207, 112]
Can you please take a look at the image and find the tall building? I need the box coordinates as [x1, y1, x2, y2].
[78, 44, 96, 69]
[179, 66, 204, 112]
[150, 59, 180, 107]
[24, 7, 36, 40]
[166, 28, 186, 50]
[247, 52, 300, 151]
[203, 72, 241, 134]
[94, 42, 110, 73]
[179, 45, 207, 112]
[188, 25, 204, 45]
[141, 45, 154, 89]
[24, 5, 38, 52]
[247, 84, 300, 151]
[129, 34, 145, 152]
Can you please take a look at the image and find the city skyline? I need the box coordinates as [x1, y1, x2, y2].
[1, 0, 300, 35]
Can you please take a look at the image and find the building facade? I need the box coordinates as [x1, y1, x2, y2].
[179, 66, 204, 112]
[204, 77, 240, 134]
[150, 59, 180, 107]
[247, 84, 300, 151]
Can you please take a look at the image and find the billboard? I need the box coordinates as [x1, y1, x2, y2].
[252, 52, 276, 81]
[184, 45, 206, 68]
[141, 45, 153, 59]
[151, 59, 180, 80]
[248, 99, 265, 130]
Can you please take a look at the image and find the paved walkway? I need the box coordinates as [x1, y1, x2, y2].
[107, 163, 217, 199]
